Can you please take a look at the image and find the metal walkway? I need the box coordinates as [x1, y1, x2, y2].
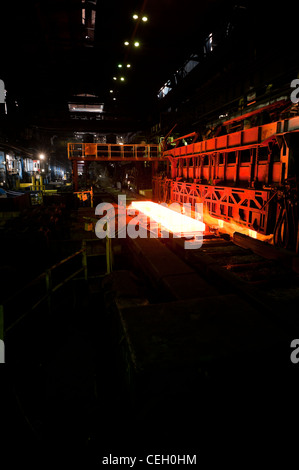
[68, 143, 164, 161]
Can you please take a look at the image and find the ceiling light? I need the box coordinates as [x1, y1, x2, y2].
[124, 41, 129, 46]
[133, 14, 138, 19]
[142, 16, 148, 22]
[134, 41, 140, 47]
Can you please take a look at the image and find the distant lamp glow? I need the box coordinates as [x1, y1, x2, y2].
[126, 64, 131, 68]
[113, 98, 116, 101]
[134, 41, 140, 47]
[109, 90, 113, 93]
[113, 76, 117, 80]
[118, 64, 122, 68]
[142, 16, 148, 22]
[120, 77, 125, 81]
[133, 14, 138, 19]
[124, 41, 129, 46]
[39, 154, 45, 160]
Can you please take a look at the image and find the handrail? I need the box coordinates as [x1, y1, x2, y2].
[4, 249, 85, 333]
[49, 249, 84, 271]
[68, 142, 162, 160]
[2, 249, 84, 309]
[2, 237, 112, 334]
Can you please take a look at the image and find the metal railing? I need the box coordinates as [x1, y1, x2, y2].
[68, 143, 162, 160]
[1, 237, 113, 335]
[3, 248, 85, 333]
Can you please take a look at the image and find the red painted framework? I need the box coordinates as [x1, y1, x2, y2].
[153, 116, 299, 235]
[153, 178, 271, 233]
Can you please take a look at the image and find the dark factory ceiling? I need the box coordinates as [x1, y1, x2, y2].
[1, 0, 297, 134]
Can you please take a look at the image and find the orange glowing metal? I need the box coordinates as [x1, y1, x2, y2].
[131, 201, 205, 236]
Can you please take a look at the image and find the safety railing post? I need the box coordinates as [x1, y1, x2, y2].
[90, 187, 93, 208]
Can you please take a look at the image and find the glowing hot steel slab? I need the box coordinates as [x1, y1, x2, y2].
[131, 201, 205, 236]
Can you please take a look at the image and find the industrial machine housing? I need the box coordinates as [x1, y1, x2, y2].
[153, 101, 299, 253]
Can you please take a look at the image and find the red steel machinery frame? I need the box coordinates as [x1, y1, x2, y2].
[153, 115, 299, 238]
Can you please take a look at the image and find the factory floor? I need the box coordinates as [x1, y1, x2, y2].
[3, 279, 122, 465]
[1, 197, 298, 465]
[0, 203, 103, 462]
[4, 277, 202, 465]
[1, 200, 184, 464]
[3, 274, 297, 466]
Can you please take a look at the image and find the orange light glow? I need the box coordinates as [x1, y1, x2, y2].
[248, 229, 257, 239]
[130, 201, 205, 236]
[202, 208, 273, 243]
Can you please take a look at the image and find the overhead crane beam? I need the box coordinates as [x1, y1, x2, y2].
[68, 142, 165, 191]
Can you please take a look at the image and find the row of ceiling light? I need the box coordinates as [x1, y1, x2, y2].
[109, 13, 148, 101]
[133, 14, 148, 21]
